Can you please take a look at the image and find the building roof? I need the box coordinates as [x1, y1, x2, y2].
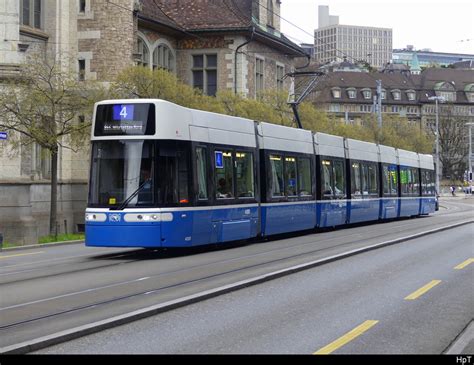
[139, 0, 306, 56]
[314, 71, 420, 105]
[419, 68, 474, 103]
[141, 0, 252, 30]
[313, 68, 474, 105]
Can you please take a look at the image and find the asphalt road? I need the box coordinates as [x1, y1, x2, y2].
[1, 197, 472, 353]
[35, 224, 474, 354]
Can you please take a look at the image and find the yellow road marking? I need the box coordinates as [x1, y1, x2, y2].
[454, 258, 474, 270]
[313, 320, 379, 355]
[0, 251, 44, 259]
[404, 280, 442, 300]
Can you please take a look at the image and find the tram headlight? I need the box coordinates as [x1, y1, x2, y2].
[85, 213, 107, 222]
[124, 214, 161, 222]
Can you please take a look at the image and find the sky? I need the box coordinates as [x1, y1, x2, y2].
[280, 0, 474, 54]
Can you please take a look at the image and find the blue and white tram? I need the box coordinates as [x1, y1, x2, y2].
[85, 99, 436, 248]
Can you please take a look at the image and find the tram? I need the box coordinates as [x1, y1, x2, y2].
[85, 99, 436, 248]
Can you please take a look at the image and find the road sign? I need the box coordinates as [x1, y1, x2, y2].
[0, 132, 7, 140]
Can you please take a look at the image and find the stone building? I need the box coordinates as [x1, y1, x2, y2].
[311, 65, 474, 179]
[77, 0, 307, 97]
[0, 1, 86, 245]
[0, 0, 307, 245]
[311, 66, 474, 129]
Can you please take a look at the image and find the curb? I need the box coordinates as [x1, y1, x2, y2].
[444, 320, 474, 355]
[0, 240, 84, 252]
[1, 219, 473, 354]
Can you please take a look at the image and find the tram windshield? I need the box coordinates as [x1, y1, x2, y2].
[89, 140, 154, 208]
[88, 140, 190, 208]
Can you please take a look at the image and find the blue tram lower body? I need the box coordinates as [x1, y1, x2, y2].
[261, 201, 317, 235]
[85, 206, 259, 248]
[380, 198, 399, 219]
[399, 197, 421, 217]
[317, 200, 347, 227]
[347, 199, 380, 224]
[86, 196, 436, 248]
[420, 197, 436, 215]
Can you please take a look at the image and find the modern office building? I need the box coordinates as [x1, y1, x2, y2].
[393, 46, 474, 69]
[314, 5, 392, 69]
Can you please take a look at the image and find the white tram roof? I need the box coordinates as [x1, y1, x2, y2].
[378, 144, 398, 165]
[93, 99, 256, 148]
[397, 148, 420, 168]
[257, 122, 313, 154]
[419, 153, 434, 170]
[190, 108, 256, 148]
[345, 138, 379, 163]
[313, 132, 345, 158]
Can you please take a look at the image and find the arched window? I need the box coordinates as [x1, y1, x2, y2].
[465, 83, 474, 103]
[391, 89, 401, 101]
[137, 37, 150, 67]
[361, 88, 371, 100]
[406, 89, 416, 101]
[331, 87, 341, 99]
[435, 82, 456, 102]
[347, 87, 356, 99]
[153, 44, 175, 72]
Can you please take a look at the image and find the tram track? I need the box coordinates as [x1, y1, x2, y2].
[0, 202, 466, 284]
[1, 222, 432, 330]
[1, 200, 472, 353]
[1, 205, 471, 314]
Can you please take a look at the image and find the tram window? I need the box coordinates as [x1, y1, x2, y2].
[89, 140, 159, 208]
[361, 164, 369, 195]
[285, 156, 297, 196]
[177, 150, 189, 202]
[236, 151, 254, 198]
[298, 158, 312, 196]
[383, 164, 398, 196]
[429, 171, 435, 195]
[196, 147, 208, 200]
[411, 168, 420, 195]
[400, 166, 419, 196]
[321, 159, 333, 198]
[422, 170, 435, 196]
[137, 154, 154, 205]
[215, 150, 234, 199]
[157, 143, 190, 205]
[383, 165, 390, 195]
[270, 154, 284, 197]
[333, 160, 345, 197]
[400, 167, 409, 195]
[351, 162, 362, 198]
[368, 164, 378, 195]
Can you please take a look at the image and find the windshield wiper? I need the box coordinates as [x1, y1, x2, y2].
[110, 179, 151, 211]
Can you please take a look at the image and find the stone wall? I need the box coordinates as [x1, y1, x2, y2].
[176, 35, 235, 93]
[0, 0, 21, 67]
[0, 182, 87, 246]
[78, 0, 136, 82]
[246, 41, 295, 97]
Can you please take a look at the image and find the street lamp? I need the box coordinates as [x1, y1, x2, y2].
[428, 95, 445, 195]
[467, 122, 474, 187]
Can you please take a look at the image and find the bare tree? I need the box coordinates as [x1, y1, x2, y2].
[431, 104, 470, 181]
[0, 57, 104, 237]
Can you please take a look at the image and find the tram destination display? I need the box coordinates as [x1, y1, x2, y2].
[94, 103, 156, 136]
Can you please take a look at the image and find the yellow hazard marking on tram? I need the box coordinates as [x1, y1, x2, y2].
[404, 280, 442, 300]
[454, 258, 474, 270]
[0, 251, 44, 259]
[313, 320, 379, 355]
